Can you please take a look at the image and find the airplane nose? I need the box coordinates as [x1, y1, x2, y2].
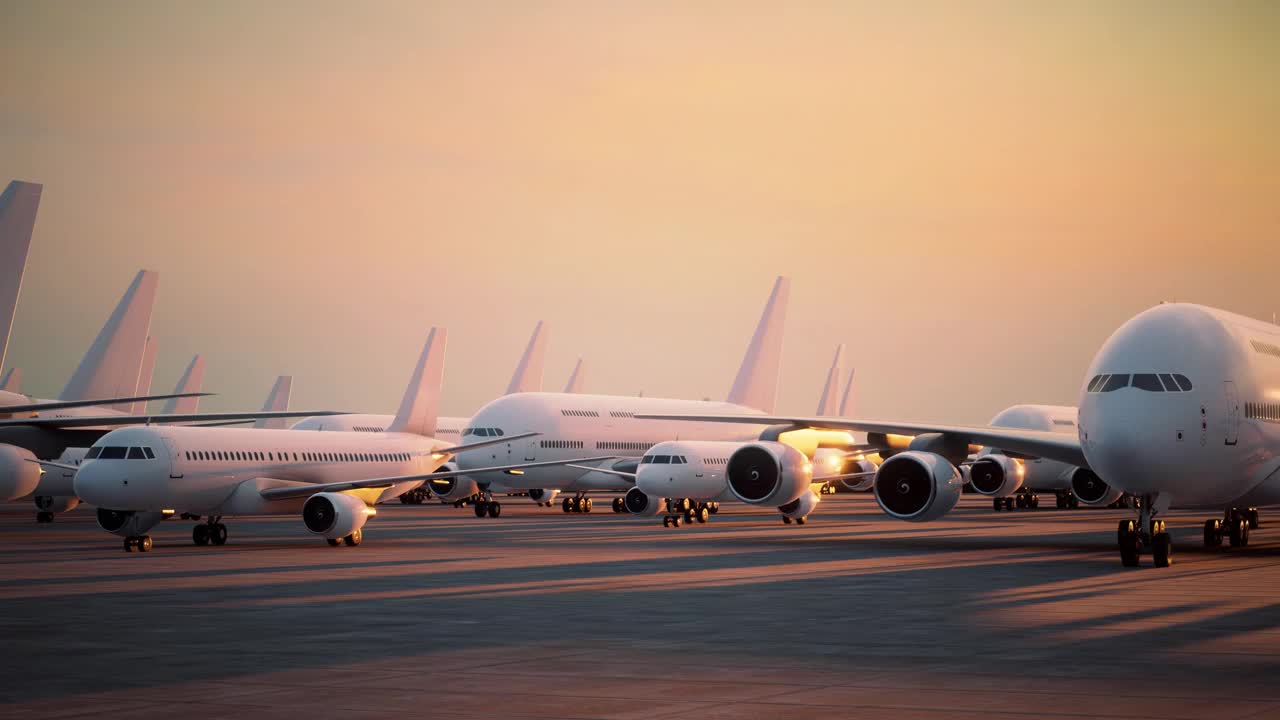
[1083, 399, 1157, 495]
[74, 461, 135, 509]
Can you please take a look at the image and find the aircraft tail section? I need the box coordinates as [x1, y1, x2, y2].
[563, 356, 586, 393]
[0, 181, 42, 375]
[59, 269, 158, 401]
[505, 320, 547, 395]
[0, 367, 19, 393]
[815, 344, 845, 416]
[160, 355, 206, 414]
[725, 276, 790, 413]
[254, 375, 293, 429]
[388, 327, 446, 436]
[838, 366, 856, 416]
[128, 336, 158, 414]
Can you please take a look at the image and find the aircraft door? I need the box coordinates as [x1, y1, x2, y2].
[1224, 381, 1240, 446]
[161, 437, 183, 478]
[525, 439, 537, 462]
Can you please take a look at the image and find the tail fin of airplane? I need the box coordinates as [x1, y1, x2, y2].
[505, 320, 547, 395]
[0, 181, 42, 375]
[388, 327, 447, 436]
[0, 367, 20, 393]
[838, 366, 856, 416]
[725, 276, 790, 413]
[563, 356, 586, 393]
[815, 344, 845, 416]
[160, 355, 206, 414]
[254, 375, 293, 429]
[127, 336, 158, 414]
[59, 269, 158, 401]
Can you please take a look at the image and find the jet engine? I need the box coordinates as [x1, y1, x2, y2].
[725, 442, 813, 507]
[35, 495, 80, 514]
[527, 488, 560, 507]
[0, 444, 41, 501]
[778, 489, 820, 520]
[1069, 467, 1122, 507]
[967, 454, 1024, 497]
[840, 458, 877, 492]
[622, 487, 663, 516]
[873, 451, 963, 522]
[96, 508, 165, 537]
[302, 492, 375, 540]
[426, 463, 480, 502]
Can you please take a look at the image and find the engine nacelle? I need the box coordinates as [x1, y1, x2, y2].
[839, 458, 877, 492]
[35, 495, 81, 514]
[778, 489, 820, 520]
[426, 464, 480, 502]
[967, 454, 1024, 497]
[0, 444, 41, 501]
[96, 508, 165, 537]
[873, 451, 963, 522]
[302, 492, 375, 540]
[527, 488, 560, 507]
[725, 442, 813, 507]
[623, 487, 664, 515]
[1069, 467, 1121, 507]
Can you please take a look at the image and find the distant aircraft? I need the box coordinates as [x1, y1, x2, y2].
[0, 180, 41, 380]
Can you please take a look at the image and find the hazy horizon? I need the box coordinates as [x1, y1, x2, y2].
[2, 1, 1277, 423]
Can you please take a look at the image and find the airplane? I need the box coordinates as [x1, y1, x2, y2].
[449, 276, 864, 523]
[0, 367, 19, 392]
[0, 180, 41, 380]
[68, 327, 610, 552]
[637, 302, 1280, 568]
[563, 357, 586, 394]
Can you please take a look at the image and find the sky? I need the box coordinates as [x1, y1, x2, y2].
[1, 0, 1278, 423]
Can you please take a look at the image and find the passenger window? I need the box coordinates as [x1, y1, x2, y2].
[1132, 374, 1164, 392]
[1173, 374, 1193, 391]
[1101, 374, 1130, 392]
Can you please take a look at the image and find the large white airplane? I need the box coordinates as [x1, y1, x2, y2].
[68, 327, 609, 552]
[640, 302, 1280, 568]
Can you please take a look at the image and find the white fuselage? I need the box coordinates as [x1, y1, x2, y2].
[457, 393, 767, 492]
[1079, 304, 1280, 507]
[290, 413, 466, 442]
[983, 404, 1081, 491]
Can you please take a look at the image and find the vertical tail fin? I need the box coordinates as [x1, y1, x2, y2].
[387, 327, 447, 436]
[59, 269, 159, 401]
[505, 320, 547, 395]
[0, 181, 42, 375]
[838, 366, 856, 416]
[563, 356, 586, 393]
[725, 276, 790, 413]
[0, 367, 20, 393]
[254, 375, 293, 429]
[160, 355, 205, 414]
[815, 344, 845, 416]
[127, 336, 158, 414]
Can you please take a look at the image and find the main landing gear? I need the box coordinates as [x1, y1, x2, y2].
[661, 498, 715, 528]
[474, 492, 502, 518]
[1203, 507, 1259, 549]
[991, 490, 1040, 512]
[818, 483, 838, 495]
[399, 487, 431, 505]
[325, 528, 363, 547]
[192, 517, 229, 546]
[1054, 490, 1080, 509]
[36, 511, 54, 523]
[123, 535, 153, 552]
[1116, 493, 1173, 568]
[562, 494, 592, 514]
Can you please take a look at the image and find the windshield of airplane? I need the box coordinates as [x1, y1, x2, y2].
[1086, 373, 1192, 393]
[86, 446, 155, 460]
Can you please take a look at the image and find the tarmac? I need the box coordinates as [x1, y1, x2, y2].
[2, 493, 1279, 719]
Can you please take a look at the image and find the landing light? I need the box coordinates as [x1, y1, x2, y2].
[506, 469, 525, 475]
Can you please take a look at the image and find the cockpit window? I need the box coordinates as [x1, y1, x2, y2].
[1132, 374, 1164, 392]
[640, 455, 653, 464]
[1100, 374, 1130, 392]
[85, 447, 102, 460]
[653, 455, 671, 464]
[1089, 372, 1192, 393]
[1158, 373, 1178, 391]
[1172, 374, 1193, 391]
[143, 447, 155, 459]
[1087, 375, 1107, 392]
[98, 446, 127, 460]
[127, 447, 147, 459]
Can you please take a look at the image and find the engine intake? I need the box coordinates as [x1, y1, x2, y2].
[302, 492, 375, 539]
[967, 455, 1024, 497]
[426, 464, 479, 502]
[778, 490, 820, 520]
[96, 508, 165, 537]
[623, 487, 663, 515]
[725, 442, 812, 507]
[1070, 468, 1121, 506]
[873, 451, 963, 522]
[528, 488, 560, 506]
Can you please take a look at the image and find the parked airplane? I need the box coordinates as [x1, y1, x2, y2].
[0, 368, 19, 392]
[0, 180, 41, 379]
[69, 328, 609, 552]
[640, 302, 1280, 568]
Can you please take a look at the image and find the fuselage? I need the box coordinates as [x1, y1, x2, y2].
[985, 404, 1080, 491]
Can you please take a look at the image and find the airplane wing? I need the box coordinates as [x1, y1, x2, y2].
[565, 463, 636, 480]
[633, 413, 1087, 467]
[0, 392, 213, 415]
[27, 459, 80, 472]
[0, 409, 349, 429]
[259, 455, 618, 501]
[430, 431, 539, 455]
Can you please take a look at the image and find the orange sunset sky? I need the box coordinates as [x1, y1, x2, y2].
[1, 1, 1278, 422]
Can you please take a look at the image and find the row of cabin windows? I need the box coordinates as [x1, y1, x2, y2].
[702, 457, 729, 466]
[1252, 340, 1280, 360]
[609, 411, 635, 418]
[596, 441, 654, 451]
[561, 409, 600, 417]
[1086, 373, 1193, 393]
[1247, 402, 1280, 422]
[641, 454, 688, 464]
[353, 426, 384, 433]
[86, 446, 155, 460]
[181, 449, 413, 463]
[463, 427, 505, 437]
[541, 440, 584, 449]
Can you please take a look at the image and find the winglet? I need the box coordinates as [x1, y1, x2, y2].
[128, 336, 158, 414]
[388, 327, 446, 436]
[815, 344, 845, 416]
[563, 356, 586, 393]
[0, 367, 20, 393]
[160, 355, 205, 414]
[505, 320, 546, 395]
[254, 375, 293, 429]
[0, 181, 41, 376]
[725, 276, 789, 413]
[838, 366, 856, 416]
[59, 269, 159, 402]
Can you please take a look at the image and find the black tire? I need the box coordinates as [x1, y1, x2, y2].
[474, 501, 488, 518]
[36, 511, 53, 523]
[796, 517, 807, 525]
[663, 516, 671, 528]
[709, 502, 719, 514]
[124, 538, 135, 553]
[993, 498, 1003, 512]
[782, 515, 792, 525]
[344, 528, 362, 546]
[697, 507, 709, 523]
[1015, 495, 1026, 509]
[212, 524, 228, 546]
[1246, 508, 1260, 529]
[1117, 519, 1135, 546]
[1152, 532, 1173, 568]
[1030, 496, 1039, 509]
[139, 536, 153, 552]
[671, 516, 681, 527]
[487, 502, 501, 518]
[1204, 519, 1222, 547]
[583, 498, 592, 513]
[1004, 497, 1015, 511]
[1119, 531, 1140, 567]
[326, 538, 341, 547]
[193, 524, 210, 546]
[562, 498, 572, 513]
[612, 498, 623, 513]
[1230, 518, 1247, 547]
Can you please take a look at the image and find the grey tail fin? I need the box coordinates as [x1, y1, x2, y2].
[505, 320, 547, 395]
[254, 375, 293, 429]
[127, 336, 158, 414]
[0, 181, 42, 375]
[160, 355, 206, 414]
[0, 367, 19, 393]
[387, 327, 447, 436]
[563, 356, 586, 393]
[725, 276, 790, 413]
[59, 269, 159, 401]
[815, 344, 845, 416]
[838, 366, 856, 416]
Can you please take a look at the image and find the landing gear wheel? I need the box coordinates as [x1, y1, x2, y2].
[326, 538, 341, 547]
[487, 501, 501, 518]
[1117, 520, 1140, 567]
[663, 516, 671, 528]
[1204, 519, 1222, 547]
[343, 528, 363, 546]
[796, 516, 807, 525]
[1004, 497, 1014, 511]
[708, 502, 719, 514]
[1229, 518, 1250, 547]
[124, 537, 135, 552]
[211, 524, 228, 546]
[782, 515, 793, 525]
[1029, 495, 1039, 509]
[671, 516, 681, 527]
[36, 511, 53, 523]
[612, 497, 623, 513]
[583, 498, 592, 513]
[562, 497, 572, 513]
[1246, 507, 1260, 529]
[138, 535, 153, 552]
[193, 524, 210, 546]
[475, 501, 489, 518]
[696, 507, 709, 523]
[993, 498, 1003, 512]
[1152, 532, 1173, 568]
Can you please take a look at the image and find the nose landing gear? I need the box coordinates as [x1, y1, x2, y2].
[1116, 494, 1172, 568]
[123, 535, 153, 552]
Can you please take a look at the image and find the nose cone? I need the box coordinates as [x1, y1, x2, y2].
[73, 460, 133, 509]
